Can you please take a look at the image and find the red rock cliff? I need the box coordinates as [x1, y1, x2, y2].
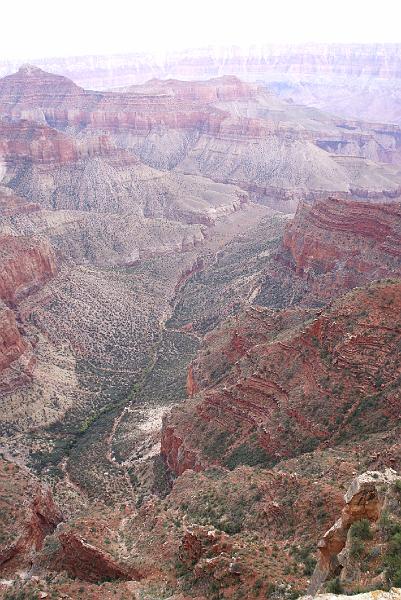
[0, 458, 63, 574]
[161, 281, 401, 476]
[0, 234, 57, 304]
[0, 304, 27, 371]
[281, 196, 401, 299]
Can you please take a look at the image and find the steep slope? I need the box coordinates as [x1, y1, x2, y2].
[281, 197, 401, 300]
[308, 469, 401, 596]
[0, 457, 62, 575]
[162, 280, 401, 476]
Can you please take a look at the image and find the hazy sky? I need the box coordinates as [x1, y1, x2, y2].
[2, 0, 401, 60]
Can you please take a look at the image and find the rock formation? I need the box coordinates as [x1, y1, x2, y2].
[162, 280, 401, 476]
[0, 234, 57, 304]
[0, 458, 62, 575]
[280, 196, 401, 301]
[1, 68, 401, 210]
[303, 469, 401, 598]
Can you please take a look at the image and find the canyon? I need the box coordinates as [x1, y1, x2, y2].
[1, 66, 401, 215]
[0, 55, 400, 600]
[1, 44, 401, 126]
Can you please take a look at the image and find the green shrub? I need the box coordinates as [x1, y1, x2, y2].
[303, 555, 317, 575]
[384, 532, 401, 586]
[204, 431, 231, 460]
[4, 588, 39, 600]
[224, 443, 272, 470]
[326, 577, 343, 594]
[350, 519, 373, 540]
[350, 538, 365, 559]
[379, 512, 401, 539]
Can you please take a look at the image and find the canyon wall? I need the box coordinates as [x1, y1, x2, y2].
[0, 234, 57, 304]
[281, 196, 401, 299]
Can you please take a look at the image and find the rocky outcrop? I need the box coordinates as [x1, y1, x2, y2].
[178, 524, 234, 566]
[0, 458, 63, 574]
[307, 469, 401, 597]
[54, 530, 141, 582]
[281, 197, 401, 301]
[161, 422, 203, 477]
[161, 281, 401, 477]
[0, 304, 27, 371]
[0, 234, 57, 304]
[309, 470, 398, 594]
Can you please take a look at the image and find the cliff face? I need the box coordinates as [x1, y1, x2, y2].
[0, 458, 63, 575]
[0, 119, 115, 165]
[0, 229, 57, 389]
[53, 530, 141, 583]
[0, 234, 57, 304]
[0, 303, 33, 395]
[161, 281, 401, 476]
[0, 305, 27, 371]
[308, 469, 401, 596]
[280, 197, 401, 301]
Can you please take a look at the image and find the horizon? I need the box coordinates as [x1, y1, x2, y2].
[3, 40, 401, 67]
